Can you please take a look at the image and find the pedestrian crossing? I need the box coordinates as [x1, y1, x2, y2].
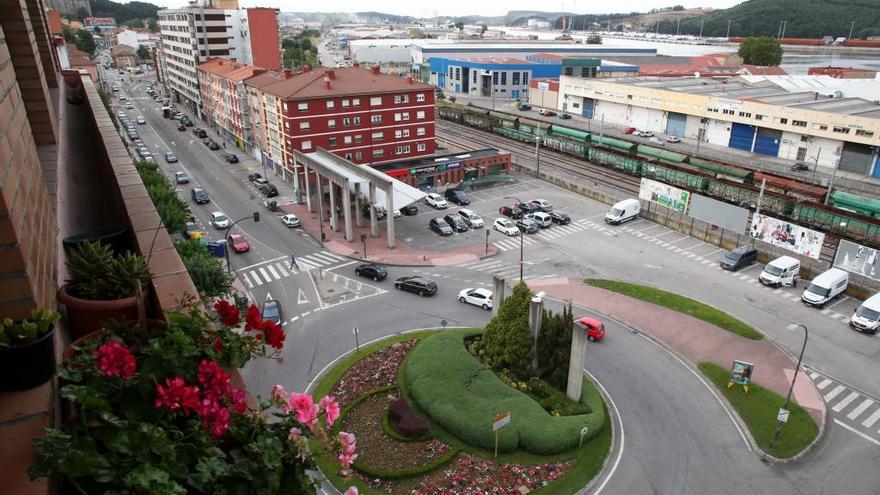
[239, 250, 346, 289]
[458, 258, 559, 281]
[809, 369, 880, 446]
[491, 218, 613, 251]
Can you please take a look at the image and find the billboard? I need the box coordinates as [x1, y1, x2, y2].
[749, 213, 825, 260]
[687, 194, 749, 234]
[833, 239, 880, 280]
[638, 178, 690, 214]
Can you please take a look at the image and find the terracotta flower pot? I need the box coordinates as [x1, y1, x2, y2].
[57, 284, 140, 340]
[0, 325, 56, 391]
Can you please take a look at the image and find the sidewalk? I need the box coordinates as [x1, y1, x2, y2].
[279, 202, 498, 266]
[522, 277, 826, 426]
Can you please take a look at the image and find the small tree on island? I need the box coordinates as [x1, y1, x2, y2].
[537, 303, 574, 390]
[738, 36, 783, 66]
[482, 282, 533, 376]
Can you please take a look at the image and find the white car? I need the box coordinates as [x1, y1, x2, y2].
[137, 116, 146, 124]
[666, 136, 681, 144]
[648, 136, 664, 146]
[530, 199, 553, 212]
[458, 287, 493, 310]
[281, 214, 300, 227]
[639, 130, 655, 138]
[210, 211, 230, 229]
[425, 193, 448, 209]
[493, 218, 519, 236]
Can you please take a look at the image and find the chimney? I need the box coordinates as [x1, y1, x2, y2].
[324, 76, 331, 89]
[371, 65, 380, 75]
[406, 76, 413, 84]
[327, 69, 335, 80]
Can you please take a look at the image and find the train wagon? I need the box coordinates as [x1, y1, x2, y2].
[831, 191, 880, 219]
[753, 171, 827, 203]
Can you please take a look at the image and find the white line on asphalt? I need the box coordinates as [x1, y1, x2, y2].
[275, 263, 289, 277]
[834, 419, 880, 447]
[809, 372, 818, 380]
[237, 255, 286, 272]
[583, 368, 625, 495]
[824, 296, 851, 311]
[242, 272, 253, 289]
[833, 392, 861, 412]
[704, 249, 723, 257]
[327, 260, 357, 270]
[266, 264, 280, 280]
[862, 408, 880, 428]
[847, 399, 875, 420]
[680, 241, 705, 251]
[816, 378, 832, 390]
[825, 385, 846, 402]
[249, 270, 263, 285]
[739, 264, 761, 273]
[258, 267, 271, 282]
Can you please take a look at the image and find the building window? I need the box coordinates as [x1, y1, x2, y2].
[301, 140, 312, 150]
[402, 112, 410, 121]
[492, 72, 498, 85]
[370, 96, 382, 106]
[738, 111, 752, 118]
[417, 143, 426, 152]
[512, 72, 520, 85]
[329, 137, 338, 146]
[500, 72, 507, 85]
[371, 115, 382, 123]
[343, 117, 351, 126]
[345, 153, 353, 160]
[352, 98, 360, 106]
[297, 102, 308, 111]
[402, 129, 410, 137]
[416, 93, 425, 102]
[394, 113, 401, 122]
[299, 121, 310, 130]
[283, 103, 288, 112]
[284, 122, 290, 129]
[326, 100, 335, 109]
[417, 127, 425, 136]
[564, 67, 573, 76]
[353, 117, 361, 125]
[755, 114, 764, 120]
[372, 131, 383, 141]
[328, 119, 336, 128]
[416, 111, 425, 119]
[833, 126, 850, 134]
[355, 152, 363, 160]
[372, 149, 384, 158]
[792, 120, 807, 127]
[354, 134, 363, 143]
[856, 129, 874, 137]
[395, 145, 410, 155]
[394, 95, 402, 103]
[395, 130, 402, 139]
[344, 135, 352, 144]
[523, 72, 528, 84]
[723, 109, 734, 115]
[342, 99, 350, 107]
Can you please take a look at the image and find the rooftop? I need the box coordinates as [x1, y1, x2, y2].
[453, 57, 534, 65]
[198, 58, 265, 81]
[374, 148, 507, 171]
[258, 66, 432, 100]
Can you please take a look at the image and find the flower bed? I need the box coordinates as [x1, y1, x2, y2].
[330, 339, 419, 407]
[410, 454, 571, 495]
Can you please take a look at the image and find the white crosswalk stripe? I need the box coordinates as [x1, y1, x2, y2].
[832, 391, 860, 412]
[862, 408, 880, 428]
[238, 251, 346, 285]
[275, 263, 289, 277]
[258, 267, 271, 281]
[825, 385, 846, 401]
[249, 270, 264, 286]
[266, 265, 280, 280]
[848, 399, 875, 420]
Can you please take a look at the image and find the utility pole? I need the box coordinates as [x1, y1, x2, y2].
[810, 149, 821, 184]
[780, 20, 788, 40]
[534, 137, 541, 177]
[726, 19, 732, 39]
[699, 19, 704, 38]
[848, 21, 855, 40]
[825, 162, 839, 206]
[676, 19, 680, 36]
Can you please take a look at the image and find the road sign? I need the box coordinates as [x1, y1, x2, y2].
[777, 408, 790, 423]
[493, 412, 511, 431]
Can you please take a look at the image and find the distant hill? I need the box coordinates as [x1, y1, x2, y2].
[89, 0, 160, 23]
[677, 0, 880, 38]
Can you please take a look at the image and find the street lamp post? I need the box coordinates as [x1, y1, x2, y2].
[770, 323, 809, 451]
[505, 196, 525, 281]
[485, 229, 490, 255]
[361, 233, 367, 259]
[224, 212, 261, 273]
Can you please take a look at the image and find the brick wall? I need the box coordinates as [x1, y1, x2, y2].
[0, 23, 57, 320]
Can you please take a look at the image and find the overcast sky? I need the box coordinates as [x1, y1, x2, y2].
[153, 1, 745, 18]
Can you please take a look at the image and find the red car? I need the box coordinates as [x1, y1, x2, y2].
[229, 234, 250, 253]
[624, 127, 637, 135]
[575, 317, 606, 342]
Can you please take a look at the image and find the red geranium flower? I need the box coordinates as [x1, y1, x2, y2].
[154, 376, 201, 415]
[94, 342, 137, 379]
[197, 359, 232, 400]
[260, 320, 286, 350]
[199, 397, 231, 438]
[213, 300, 241, 327]
[244, 304, 262, 332]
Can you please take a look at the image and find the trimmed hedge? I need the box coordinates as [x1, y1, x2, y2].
[380, 409, 430, 443]
[404, 329, 605, 455]
[352, 444, 458, 481]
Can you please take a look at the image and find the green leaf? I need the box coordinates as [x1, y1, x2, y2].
[124, 464, 186, 495]
[61, 385, 110, 410]
[188, 456, 230, 491]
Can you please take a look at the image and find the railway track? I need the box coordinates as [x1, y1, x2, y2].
[437, 120, 640, 196]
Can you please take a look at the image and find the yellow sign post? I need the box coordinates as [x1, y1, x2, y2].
[492, 411, 511, 458]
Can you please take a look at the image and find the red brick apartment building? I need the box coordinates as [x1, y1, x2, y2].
[246, 65, 435, 177]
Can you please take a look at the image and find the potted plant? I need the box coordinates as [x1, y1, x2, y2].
[30, 301, 360, 495]
[0, 308, 60, 390]
[57, 241, 151, 339]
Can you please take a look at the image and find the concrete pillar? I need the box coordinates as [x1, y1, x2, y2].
[354, 183, 363, 228]
[342, 181, 353, 241]
[529, 295, 544, 373]
[329, 182, 338, 232]
[316, 173, 325, 242]
[369, 182, 378, 238]
[492, 276, 506, 317]
[566, 321, 588, 402]
[384, 185, 395, 249]
[304, 165, 313, 212]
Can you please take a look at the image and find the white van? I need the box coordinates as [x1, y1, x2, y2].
[851, 293, 880, 334]
[526, 211, 552, 228]
[759, 256, 800, 287]
[605, 199, 640, 225]
[458, 208, 484, 229]
[802, 268, 848, 308]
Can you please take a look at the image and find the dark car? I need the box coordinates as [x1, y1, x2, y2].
[177, 123, 186, 131]
[429, 218, 453, 236]
[193, 128, 208, 138]
[191, 187, 210, 204]
[259, 183, 279, 197]
[720, 245, 758, 271]
[204, 139, 220, 150]
[516, 201, 540, 214]
[354, 263, 387, 281]
[444, 188, 470, 206]
[400, 204, 419, 216]
[248, 173, 269, 186]
[443, 214, 469, 232]
[499, 206, 524, 220]
[261, 299, 282, 324]
[394, 276, 438, 296]
[516, 218, 540, 234]
[791, 162, 809, 172]
[559, 113, 573, 120]
[223, 152, 238, 163]
[550, 210, 571, 225]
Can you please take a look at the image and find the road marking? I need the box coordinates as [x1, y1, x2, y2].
[328, 260, 357, 270]
[847, 399, 875, 420]
[824, 384, 846, 402]
[258, 267, 271, 282]
[816, 378, 832, 390]
[236, 255, 287, 272]
[275, 263, 289, 277]
[242, 272, 253, 288]
[704, 248, 722, 257]
[249, 270, 263, 285]
[809, 372, 819, 379]
[862, 408, 880, 428]
[832, 391, 861, 412]
[834, 419, 880, 447]
[297, 288, 310, 305]
[266, 264, 280, 280]
[583, 369, 625, 495]
[824, 296, 850, 311]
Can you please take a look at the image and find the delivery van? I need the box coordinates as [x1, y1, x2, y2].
[605, 199, 640, 225]
[802, 268, 848, 308]
[851, 293, 880, 334]
[759, 256, 800, 287]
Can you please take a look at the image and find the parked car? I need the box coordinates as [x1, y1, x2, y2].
[516, 201, 540, 214]
[191, 188, 210, 204]
[444, 188, 470, 205]
[223, 152, 238, 163]
[177, 124, 186, 131]
[538, 109, 556, 117]
[648, 136, 665, 146]
[228, 234, 250, 253]
[429, 217, 453, 236]
[182, 222, 203, 240]
[516, 218, 540, 234]
[493, 218, 519, 236]
[259, 183, 278, 197]
[499, 206, 524, 220]
[666, 136, 681, 144]
[165, 152, 178, 163]
[125, 103, 134, 109]
[280, 214, 300, 227]
[354, 263, 387, 281]
[624, 127, 637, 135]
[525, 212, 552, 228]
[720, 245, 758, 271]
[558, 113, 572, 120]
[517, 103, 531, 111]
[425, 193, 448, 209]
[193, 128, 207, 138]
[791, 162, 810, 172]
[248, 173, 269, 186]
[393, 276, 438, 296]
[458, 208, 483, 229]
[458, 288, 493, 310]
[174, 171, 189, 184]
[127, 131, 139, 140]
[443, 214, 469, 233]
[136, 116, 146, 125]
[550, 210, 571, 225]
[575, 316, 606, 342]
[530, 199, 553, 212]
[210, 211, 231, 229]
[261, 299, 282, 324]
[119, 95, 127, 100]
[400, 204, 419, 216]
[638, 130, 655, 138]
[204, 139, 220, 150]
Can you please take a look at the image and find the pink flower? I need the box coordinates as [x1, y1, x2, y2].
[344, 488, 359, 495]
[319, 396, 340, 427]
[288, 427, 302, 440]
[337, 451, 358, 469]
[272, 385, 290, 412]
[154, 377, 201, 415]
[338, 431, 357, 454]
[199, 398, 231, 439]
[93, 342, 137, 379]
[230, 388, 247, 413]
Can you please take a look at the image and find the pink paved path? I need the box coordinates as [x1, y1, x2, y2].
[524, 278, 825, 424]
[281, 203, 497, 266]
